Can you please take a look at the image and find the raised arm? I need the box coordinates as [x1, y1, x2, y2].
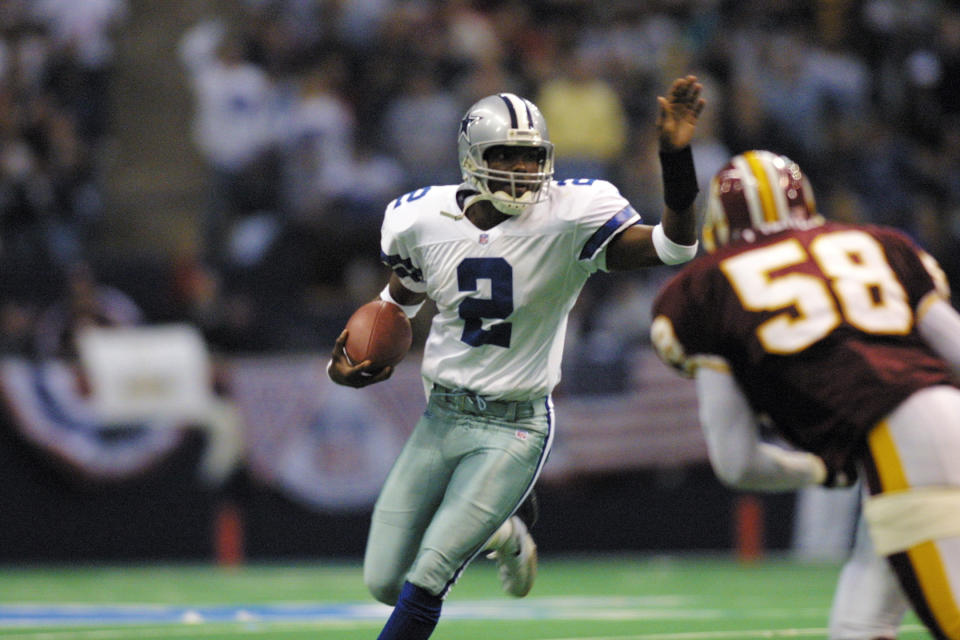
[607, 75, 705, 270]
[656, 74, 705, 246]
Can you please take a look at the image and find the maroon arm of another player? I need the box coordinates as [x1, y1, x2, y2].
[328, 274, 426, 388]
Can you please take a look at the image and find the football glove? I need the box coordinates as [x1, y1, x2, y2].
[822, 461, 858, 488]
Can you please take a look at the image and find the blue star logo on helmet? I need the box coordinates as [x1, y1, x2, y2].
[459, 115, 481, 140]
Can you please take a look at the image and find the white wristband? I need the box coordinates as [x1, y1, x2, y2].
[652, 223, 699, 265]
[380, 285, 424, 318]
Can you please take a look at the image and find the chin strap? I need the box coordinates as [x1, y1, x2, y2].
[460, 191, 486, 212]
[489, 190, 537, 215]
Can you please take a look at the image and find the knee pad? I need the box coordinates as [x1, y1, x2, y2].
[864, 487, 960, 555]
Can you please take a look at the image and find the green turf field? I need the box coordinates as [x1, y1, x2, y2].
[0, 554, 929, 639]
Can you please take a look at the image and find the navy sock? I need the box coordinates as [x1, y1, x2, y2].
[376, 581, 443, 640]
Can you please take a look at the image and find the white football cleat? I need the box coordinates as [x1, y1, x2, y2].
[487, 516, 537, 597]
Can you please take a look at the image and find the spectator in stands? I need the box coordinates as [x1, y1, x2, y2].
[33, 261, 142, 360]
[536, 48, 629, 181]
[381, 65, 462, 190]
[179, 25, 278, 269]
[0, 299, 36, 356]
[0, 5, 109, 274]
[278, 53, 355, 224]
[31, 0, 129, 146]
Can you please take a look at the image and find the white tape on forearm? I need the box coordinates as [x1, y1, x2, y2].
[864, 487, 960, 555]
[380, 285, 424, 318]
[652, 223, 698, 265]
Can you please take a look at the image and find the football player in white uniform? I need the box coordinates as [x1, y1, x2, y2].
[329, 76, 705, 640]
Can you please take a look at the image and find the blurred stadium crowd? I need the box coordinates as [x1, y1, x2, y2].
[1, 0, 959, 363]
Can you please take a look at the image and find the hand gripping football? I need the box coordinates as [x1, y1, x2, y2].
[344, 300, 413, 371]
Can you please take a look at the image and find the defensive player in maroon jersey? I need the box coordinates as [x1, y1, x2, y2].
[651, 150, 960, 640]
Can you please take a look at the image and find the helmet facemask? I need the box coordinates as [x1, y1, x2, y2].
[463, 142, 554, 215]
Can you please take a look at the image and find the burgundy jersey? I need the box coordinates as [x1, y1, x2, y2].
[651, 221, 956, 471]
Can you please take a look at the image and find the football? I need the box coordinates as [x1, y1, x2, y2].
[344, 300, 413, 371]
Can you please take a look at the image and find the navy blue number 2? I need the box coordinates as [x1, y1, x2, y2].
[457, 258, 513, 347]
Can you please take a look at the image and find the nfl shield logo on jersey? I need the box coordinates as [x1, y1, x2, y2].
[479, 233, 489, 245]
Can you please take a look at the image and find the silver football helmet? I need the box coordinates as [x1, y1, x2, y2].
[458, 93, 554, 215]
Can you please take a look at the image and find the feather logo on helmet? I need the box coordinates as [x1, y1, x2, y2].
[702, 150, 823, 252]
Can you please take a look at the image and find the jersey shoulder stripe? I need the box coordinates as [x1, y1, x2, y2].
[381, 251, 424, 283]
[579, 205, 637, 260]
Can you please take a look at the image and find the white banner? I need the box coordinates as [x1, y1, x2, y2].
[0, 358, 186, 479]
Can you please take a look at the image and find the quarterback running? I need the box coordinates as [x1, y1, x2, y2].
[651, 150, 960, 640]
[329, 76, 704, 640]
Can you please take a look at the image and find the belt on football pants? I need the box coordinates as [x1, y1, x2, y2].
[431, 384, 536, 420]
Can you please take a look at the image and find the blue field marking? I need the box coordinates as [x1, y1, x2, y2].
[0, 597, 699, 628]
[0, 603, 387, 627]
[0, 601, 933, 639]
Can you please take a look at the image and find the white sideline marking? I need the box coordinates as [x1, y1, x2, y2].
[0, 621, 374, 639]
[540, 624, 930, 640]
[3, 624, 926, 640]
[0, 600, 932, 640]
[0, 622, 932, 640]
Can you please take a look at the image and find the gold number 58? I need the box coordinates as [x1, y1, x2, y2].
[720, 231, 912, 355]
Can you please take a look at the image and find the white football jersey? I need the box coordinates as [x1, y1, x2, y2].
[381, 179, 641, 400]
